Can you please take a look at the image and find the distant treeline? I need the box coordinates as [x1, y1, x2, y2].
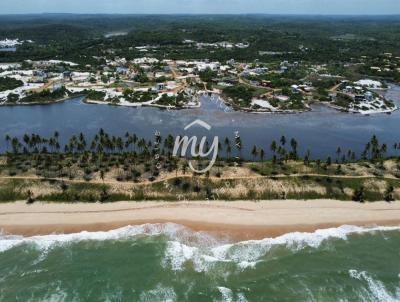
[1, 15, 400, 64]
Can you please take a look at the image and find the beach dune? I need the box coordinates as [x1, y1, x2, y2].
[0, 200, 399, 239]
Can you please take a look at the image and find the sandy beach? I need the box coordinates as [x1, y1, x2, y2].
[0, 200, 399, 239]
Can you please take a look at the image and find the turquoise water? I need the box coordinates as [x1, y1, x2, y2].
[0, 224, 399, 301]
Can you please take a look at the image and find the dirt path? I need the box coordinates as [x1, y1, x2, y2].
[0, 172, 398, 187]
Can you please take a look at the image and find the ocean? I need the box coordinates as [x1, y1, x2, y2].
[0, 224, 399, 302]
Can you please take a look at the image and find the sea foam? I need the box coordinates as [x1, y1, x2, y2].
[349, 270, 400, 302]
[0, 223, 217, 253]
[139, 284, 177, 302]
[1, 224, 400, 273]
[215, 287, 248, 302]
[163, 225, 400, 272]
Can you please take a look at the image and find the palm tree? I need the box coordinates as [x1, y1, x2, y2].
[304, 149, 311, 166]
[270, 140, 277, 156]
[226, 144, 232, 160]
[251, 145, 258, 161]
[116, 137, 124, 153]
[11, 137, 20, 154]
[23, 134, 30, 150]
[290, 138, 298, 159]
[100, 170, 105, 185]
[5, 135, 11, 153]
[364, 141, 371, 160]
[259, 148, 265, 168]
[235, 136, 242, 159]
[381, 144, 387, 158]
[278, 146, 287, 163]
[347, 149, 352, 161]
[336, 147, 342, 162]
[326, 156, 332, 168]
[224, 137, 230, 147]
[55, 142, 60, 153]
[280, 136, 286, 146]
[173, 158, 179, 178]
[316, 159, 321, 173]
[133, 134, 138, 153]
[224, 138, 231, 160]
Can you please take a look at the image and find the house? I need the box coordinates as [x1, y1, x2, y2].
[291, 85, 301, 93]
[355, 95, 365, 102]
[33, 70, 45, 77]
[132, 57, 159, 64]
[355, 79, 382, 89]
[62, 71, 72, 81]
[235, 43, 249, 49]
[254, 67, 268, 75]
[344, 86, 354, 94]
[156, 83, 166, 91]
[52, 82, 64, 91]
[280, 66, 288, 73]
[354, 86, 363, 94]
[261, 80, 272, 87]
[300, 85, 313, 92]
[370, 67, 381, 72]
[364, 91, 373, 102]
[116, 67, 129, 75]
[71, 72, 91, 82]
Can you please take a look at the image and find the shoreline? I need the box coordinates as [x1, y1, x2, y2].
[0, 95, 73, 107]
[83, 96, 202, 110]
[325, 102, 398, 115]
[1, 200, 399, 240]
[1, 91, 397, 115]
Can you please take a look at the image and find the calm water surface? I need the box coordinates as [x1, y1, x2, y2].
[0, 85, 399, 159]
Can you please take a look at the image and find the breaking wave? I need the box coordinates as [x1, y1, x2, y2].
[1, 224, 400, 272]
[139, 284, 177, 302]
[0, 223, 220, 254]
[162, 225, 400, 272]
[215, 287, 248, 302]
[349, 270, 400, 302]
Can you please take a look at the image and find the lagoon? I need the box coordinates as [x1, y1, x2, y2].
[0, 85, 399, 159]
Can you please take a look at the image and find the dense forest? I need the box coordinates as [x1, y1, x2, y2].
[1, 14, 400, 64]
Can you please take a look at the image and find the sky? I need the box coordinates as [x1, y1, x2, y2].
[1, 0, 399, 15]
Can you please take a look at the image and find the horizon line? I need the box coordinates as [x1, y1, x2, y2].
[1, 13, 400, 17]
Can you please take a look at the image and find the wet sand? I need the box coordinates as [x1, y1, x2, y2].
[0, 200, 399, 239]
